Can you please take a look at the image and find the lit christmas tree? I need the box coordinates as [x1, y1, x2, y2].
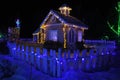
[107, 1, 120, 44]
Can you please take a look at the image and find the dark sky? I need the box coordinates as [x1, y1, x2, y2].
[0, 0, 119, 39]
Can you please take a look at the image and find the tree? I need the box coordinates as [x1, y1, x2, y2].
[107, 1, 120, 44]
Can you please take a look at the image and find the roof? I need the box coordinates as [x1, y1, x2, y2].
[33, 27, 40, 34]
[33, 8, 88, 34]
[60, 4, 70, 8]
[59, 4, 71, 10]
[52, 10, 88, 28]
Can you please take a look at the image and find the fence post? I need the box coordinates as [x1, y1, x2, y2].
[30, 47, 34, 65]
[81, 49, 87, 71]
[73, 50, 79, 70]
[96, 48, 103, 70]
[16, 44, 20, 59]
[68, 50, 70, 58]
[42, 48, 47, 73]
[57, 48, 62, 77]
[25, 46, 29, 62]
[103, 48, 110, 69]
[21, 45, 24, 60]
[50, 49, 53, 75]
[63, 50, 67, 72]
[36, 47, 41, 70]
[74, 50, 77, 59]
[52, 50, 56, 77]
[87, 49, 94, 71]
[23, 44, 26, 61]
[12, 43, 16, 58]
[64, 50, 66, 59]
[28, 45, 31, 64]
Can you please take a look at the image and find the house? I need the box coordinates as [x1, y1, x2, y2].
[32, 4, 88, 49]
[8, 19, 20, 42]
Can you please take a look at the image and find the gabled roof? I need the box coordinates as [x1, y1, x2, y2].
[33, 9, 88, 34]
[52, 10, 88, 28]
[33, 27, 40, 34]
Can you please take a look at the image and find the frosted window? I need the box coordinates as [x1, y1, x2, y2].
[49, 30, 57, 41]
[78, 31, 82, 42]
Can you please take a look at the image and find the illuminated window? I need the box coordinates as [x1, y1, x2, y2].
[49, 30, 57, 41]
[78, 31, 82, 42]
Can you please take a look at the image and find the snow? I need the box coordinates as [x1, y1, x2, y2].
[0, 54, 120, 80]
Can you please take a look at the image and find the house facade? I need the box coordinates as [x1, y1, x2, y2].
[32, 4, 88, 49]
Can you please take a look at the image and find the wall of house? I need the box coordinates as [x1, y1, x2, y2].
[66, 26, 84, 49]
[40, 24, 85, 49]
[45, 24, 64, 43]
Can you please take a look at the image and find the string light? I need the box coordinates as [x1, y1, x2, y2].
[63, 24, 67, 48]
[107, 1, 120, 38]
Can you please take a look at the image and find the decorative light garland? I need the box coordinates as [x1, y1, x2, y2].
[63, 24, 67, 48]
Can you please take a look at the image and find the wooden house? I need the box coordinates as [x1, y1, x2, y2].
[32, 4, 88, 49]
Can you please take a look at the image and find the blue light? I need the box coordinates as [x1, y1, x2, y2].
[16, 19, 20, 28]
[101, 52, 104, 55]
[37, 55, 41, 58]
[35, 53, 37, 55]
[90, 56, 94, 59]
[13, 48, 16, 50]
[74, 58, 76, 60]
[56, 58, 58, 60]
[57, 61, 59, 63]
[82, 58, 84, 61]
[107, 51, 109, 54]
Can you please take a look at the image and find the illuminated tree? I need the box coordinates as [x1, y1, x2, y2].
[107, 1, 120, 43]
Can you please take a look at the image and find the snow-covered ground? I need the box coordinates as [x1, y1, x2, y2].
[0, 54, 120, 80]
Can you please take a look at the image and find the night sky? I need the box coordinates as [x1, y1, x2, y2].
[0, 0, 119, 40]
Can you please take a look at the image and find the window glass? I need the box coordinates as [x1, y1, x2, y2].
[78, 31, 82, 42]
[49, 30, 57, 41]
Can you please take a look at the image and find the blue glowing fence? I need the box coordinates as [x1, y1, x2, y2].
[7, 41, 115, 77]
[85, 40, 116, 49]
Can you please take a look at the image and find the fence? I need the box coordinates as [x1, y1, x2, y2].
[7, 40, 115, 77]
[85, 40, 116, 48]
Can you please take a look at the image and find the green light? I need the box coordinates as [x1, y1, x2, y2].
[107, 1, 120, 44]
[118, 2, 120, 9]
[101, 35, 109, 40]
[107, 1, 120, 37]
[107, 22, 118, 35]
[118, 25, 120, 36]
[0, 35, 2, 38]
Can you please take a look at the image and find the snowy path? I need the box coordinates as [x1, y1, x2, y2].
[0, 54, 120, 80]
